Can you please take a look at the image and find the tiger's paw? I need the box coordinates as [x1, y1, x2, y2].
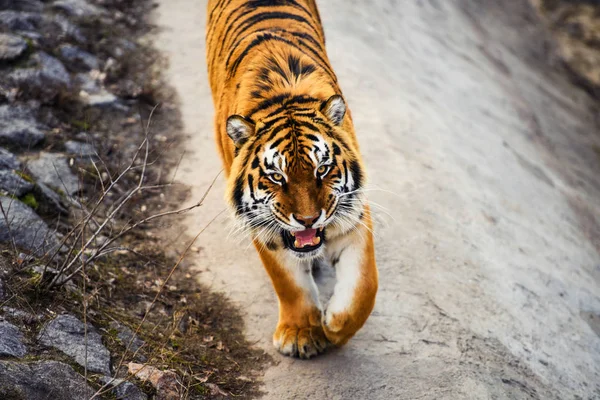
[322, 311, 356, 347]
[273, 309, 330, 359]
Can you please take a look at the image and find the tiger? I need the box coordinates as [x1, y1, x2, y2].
[206, 0, 378, 359]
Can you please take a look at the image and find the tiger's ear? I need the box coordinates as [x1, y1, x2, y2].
[320, 95, 346, 126]
[226, 115, 254, 147]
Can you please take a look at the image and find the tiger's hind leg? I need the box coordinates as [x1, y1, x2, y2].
[255, 244, 329, 359]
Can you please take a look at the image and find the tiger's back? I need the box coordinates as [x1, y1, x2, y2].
[206, 0, 355, 172]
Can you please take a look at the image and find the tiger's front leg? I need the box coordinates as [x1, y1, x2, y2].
[254, 243, 329, 359]
[323, 216, 378, 346]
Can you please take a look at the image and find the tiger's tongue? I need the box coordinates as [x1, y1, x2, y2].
[295, 229, 317, 247]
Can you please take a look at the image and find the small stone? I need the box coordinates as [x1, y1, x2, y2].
[74, 72, 100, 93]
[52, 0, 107, 18]
[0, 147, 20, 170]
[27, 152, 79, 195]
[0, 104, 46, 148]
[81, 90, 118, 107]
[0, 196, 58, 256]
[0, 33, 28, 61]
[0, 321, 27, 358]
[0, 170, 33, 197]
[3, 52, 71, 103]
[38, 314, 111, 375]
[109, 321, 146, 355]
[59, 44, 99, 71]
[100, 377, 148, 400]
[0, 360, 94, 400]
[0, 11, 41, 31]
[33, 181, 69, 216]
[43, 13, 86, 43]
[64, 140, 96, 157]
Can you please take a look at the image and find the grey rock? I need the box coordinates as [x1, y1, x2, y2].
[4, 52, 71, 103]
[0, 11, 41, 31]
[75, 72, 100, 93]
[0, 104, 46, 148]
[59, 44, 99, 71]
[0, 196, 58, 256]
[100, 377, 148, 400]
[0, 321, 26, 358]
[0, 0, 43, 12]
[0, 278, 4, 301]
[52, 0, 107, 18]
[27, 152, 79, 195]
[0, 170, 33, 197]
[38, 314, 111, 375]
[0, 147, 20, 170]
[82, 90, 118, 107]
[109, 321, 145, 354]
[65, 140, 96, 157]
[44, 13, 86, 43]
[0, 33, 28, 62]
[33, 182, 69, 215]
[0, 360, 94, 400]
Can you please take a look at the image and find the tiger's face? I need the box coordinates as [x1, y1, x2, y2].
[226, 95, 364, 258]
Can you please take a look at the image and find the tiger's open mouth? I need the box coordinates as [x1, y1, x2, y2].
[282, 228, 325, 253]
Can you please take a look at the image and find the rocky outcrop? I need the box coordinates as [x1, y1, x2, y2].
[38, 314, 111, 375]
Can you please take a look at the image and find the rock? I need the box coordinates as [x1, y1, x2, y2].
[81, 90, 119, 107]
[0, 321, 26, 358]
[0, 10, 41, 31]
[43, 13, 86, 44]
[0, 33, 28, 62]
[0, 196, 59, 256]
[4, 52, 71, 103]
[0, 0, 44, 12]
[75, 72, 100, 93]
[0, 147, 20, 170]
[100, 377, 148, 400]
[27, 152, 79, 195]
[0, 360, 94, 400]
[0, 170, 33, 197]
[59, 44, 99, 71]
[33, 182, 69, 216]
[0, 104, 46, 148]
[128, 363, 182, 400]
[0, 278, 4, 301]
[64, 140, 96, 157]
[109, 321, 146, 357]
[38, 314, 111, 375]
[52, 0, 107, 18]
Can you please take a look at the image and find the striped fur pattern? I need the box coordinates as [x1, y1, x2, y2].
[206, 0, 378, 358]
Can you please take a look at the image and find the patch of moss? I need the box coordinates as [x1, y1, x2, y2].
[71, 119, 92, 131]
[14, 171, 34, 184]
[19, 193, 38, 210]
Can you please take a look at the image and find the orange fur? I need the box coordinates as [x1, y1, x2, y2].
[206, 0, 378, 357]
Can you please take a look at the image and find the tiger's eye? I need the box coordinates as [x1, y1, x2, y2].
[272, 173, 283, 181]
[317, 165, 327, 174]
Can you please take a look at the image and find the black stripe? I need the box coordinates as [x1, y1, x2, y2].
[225, 11, 320, 59]
[248, 94, 318, 116]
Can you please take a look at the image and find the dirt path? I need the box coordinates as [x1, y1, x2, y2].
[154, 0, 600, 398]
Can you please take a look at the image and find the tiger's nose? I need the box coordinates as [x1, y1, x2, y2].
[294, 213, 320, 227]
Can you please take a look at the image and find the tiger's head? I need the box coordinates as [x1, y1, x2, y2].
[226, 95, 365, 259]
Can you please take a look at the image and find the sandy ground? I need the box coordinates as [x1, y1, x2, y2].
[154, 0, 600, 398]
